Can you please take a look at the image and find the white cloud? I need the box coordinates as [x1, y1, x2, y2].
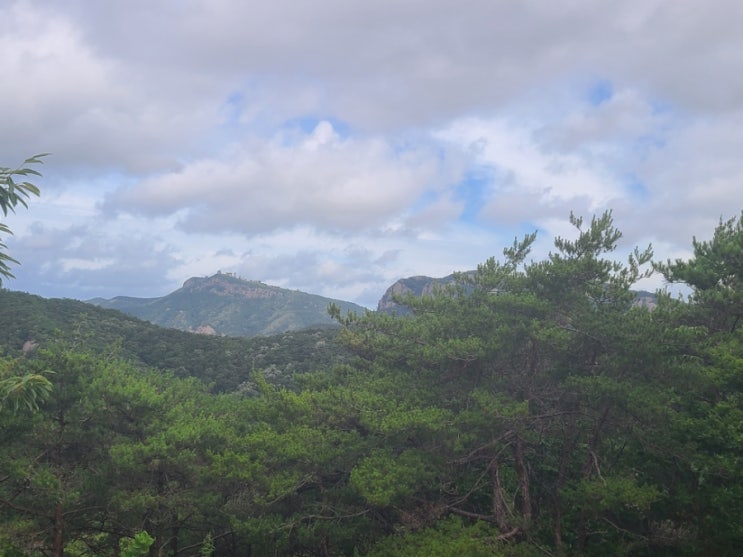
[105, 121, 454, 235]
[3, 0, 743, 307]
[436, 115, 624, 221]
[59, 258, 115, 272]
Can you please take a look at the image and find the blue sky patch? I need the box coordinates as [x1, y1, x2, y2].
[455, 170, 494, 223]
[623, 174, 649, 200]
[222, 91, 245, 125]
[587, 79, 613, 106]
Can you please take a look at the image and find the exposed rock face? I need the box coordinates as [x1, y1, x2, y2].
[22, 339, 39, 353]
[377, 274, 459, 314]
[376, 281, 414, 314]
[190, 324, 217, 335]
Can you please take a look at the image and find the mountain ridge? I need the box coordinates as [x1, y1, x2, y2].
[378, 274, 659, 314]
[88, 272, 366, 337]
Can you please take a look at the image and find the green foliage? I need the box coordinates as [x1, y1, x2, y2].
[0, 359, 53, 413]
[350, 448, 438, 506]
[565, 475, 661, 517]
[119, 531, 154, 557]
[0, 154, 46, 282]
[199, 532, 215, 557]
[656, 211, 743, 332]
[1, 210, 742, 556]
[363, 516, 535, 557]
[656, 212, 743, 292]
[0, 289, 350, 392]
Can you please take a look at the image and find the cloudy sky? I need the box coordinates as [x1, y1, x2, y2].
[2, 0, 742, 308]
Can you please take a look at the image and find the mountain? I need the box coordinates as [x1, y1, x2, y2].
[377, 274, 460, 314]
[88, 272, 366, 337]
[378, 275, 659, 314]
[0, 288, 349, 392]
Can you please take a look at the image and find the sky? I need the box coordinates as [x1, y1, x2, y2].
[2, 0, 743, 308]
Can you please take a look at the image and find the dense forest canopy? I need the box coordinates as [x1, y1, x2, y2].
[1, 171, 742, 556]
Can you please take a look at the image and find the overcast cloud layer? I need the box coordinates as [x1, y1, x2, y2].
[2, 0, 742, 307]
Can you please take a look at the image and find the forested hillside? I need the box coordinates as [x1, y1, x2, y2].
[1, 211, 742, 556]
[0, 291, 349, 392]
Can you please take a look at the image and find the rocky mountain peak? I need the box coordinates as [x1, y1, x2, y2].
[182, 273, 279, 299]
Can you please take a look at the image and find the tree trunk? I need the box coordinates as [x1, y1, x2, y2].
[553, 410, 580, 550]
[491, 457, 509, 532]
[53, 502, 64, 557]
[513, 436, 532, 530]
[577, 406, 611, 553]
[170, 524, 178, 557]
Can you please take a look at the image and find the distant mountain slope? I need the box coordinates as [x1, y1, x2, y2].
[88, 272, 366, 337]
[378, 274, 658, 314]
[0, 289, 348, 392]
